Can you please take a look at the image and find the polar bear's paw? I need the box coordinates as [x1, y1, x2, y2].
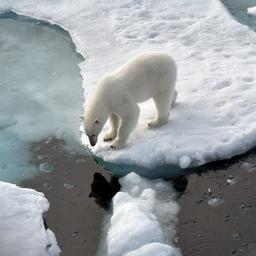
[148, 118, 168, 129]
[110, 139, 125, 150]
[103, 132, 117, 142]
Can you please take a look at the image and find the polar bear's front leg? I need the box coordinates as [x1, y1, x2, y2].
[111, 102, 140, 149]
[104, 113, 120, 142]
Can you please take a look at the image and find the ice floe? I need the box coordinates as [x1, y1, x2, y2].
[247, 6, 256, 16]
[100, 173, 181, 256]
[0, 181, 60, 256]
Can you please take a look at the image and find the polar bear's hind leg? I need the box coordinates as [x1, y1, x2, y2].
[104, 113, 120, 142]
[171, 90, 178, 107]
[148, 90, 172, 128]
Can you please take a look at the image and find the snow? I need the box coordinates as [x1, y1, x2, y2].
[100, 173, 181, 256]
[248, 6, 256, 16]
[0, 181, 61, 256]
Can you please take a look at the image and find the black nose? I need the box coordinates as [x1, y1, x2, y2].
[89, 135, 96, 146]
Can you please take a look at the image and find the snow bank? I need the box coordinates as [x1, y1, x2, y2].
[1, 0, 256, 170]
[248, 6, 256, 16]
[104, 173, 180, 256]
[0, 181, 61, 256]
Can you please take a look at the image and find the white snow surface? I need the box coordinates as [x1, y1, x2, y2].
[0, 181, 61, 256]
[1, 1, 256, 170]
[105, 173, 180, 256]
[248, 6, 256, 15]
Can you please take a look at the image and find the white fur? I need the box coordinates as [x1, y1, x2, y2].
[83, 52, 177, 149]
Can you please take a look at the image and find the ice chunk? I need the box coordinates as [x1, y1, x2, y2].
[0, 181, 61, 256]
[247, 6, 256, 16]
[179, 156, 191, 169]
[100, 173, 180, 256]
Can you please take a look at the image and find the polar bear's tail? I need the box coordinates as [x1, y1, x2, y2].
[171, 90, 178, 108]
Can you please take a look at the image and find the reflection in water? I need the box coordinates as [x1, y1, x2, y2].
[89, 172, 120, 210]
[171, 175, 188, 197]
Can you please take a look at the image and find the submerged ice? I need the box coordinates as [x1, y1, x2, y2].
[0, 14, 84, 183]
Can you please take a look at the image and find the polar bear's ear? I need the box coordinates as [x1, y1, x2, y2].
[94, 119, 100, 124]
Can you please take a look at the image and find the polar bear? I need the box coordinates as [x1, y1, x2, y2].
[82, 52, 177, 149]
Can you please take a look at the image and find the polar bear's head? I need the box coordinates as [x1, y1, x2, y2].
[82, 102, 109, 147]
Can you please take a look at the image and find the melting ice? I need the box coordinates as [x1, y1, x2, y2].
[0, 13, 84, 183]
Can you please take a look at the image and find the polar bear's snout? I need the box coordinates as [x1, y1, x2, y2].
[83, 114, 105, 147]
[88, 134, 97, 146]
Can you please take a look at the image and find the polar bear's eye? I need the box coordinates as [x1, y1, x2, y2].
[94, 119, 100, 124]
